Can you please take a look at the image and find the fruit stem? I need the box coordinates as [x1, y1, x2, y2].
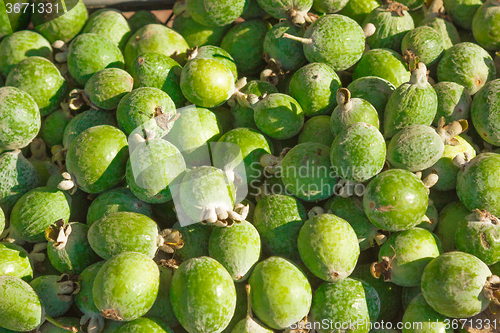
[336, 88, 352, 112]
[245, 284, 253, 318]
[282, 33, 312, 44]
[45, 314, 78, 332]
[436, 118, 468, 145]
[308, 206, 324, 219]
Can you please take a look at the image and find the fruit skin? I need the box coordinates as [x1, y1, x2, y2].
[146, 265, 179, 328]
[119, 317, 173, 333]
[401, 26, 444, 69]
[257, 0, 311, 20]
[0, 30, 53, 77]
[432, 81, 471, 127]
[347, 76, 396, 120]
[421, 251, 492, 318]
[402, 294, 453, 333]
[443, 0, 483, 30]
[66, 125, 129, 194]
[231, 80, 277, 130]
[437, 42, 496, 95]
[5, 56, 66, 117]
[421, 14, 460, 51]
[67, 33, 125, 86]
[363, 169, 428, 232]
[456, 153, 500, 217]
[289, 62, 341, 117]
[9, 187, 70, 243]
[30, 275, 73, 318]
[263, 21, 307, 72]
[339, 0, 380, 25]
[330, 122, 386, 183]
[0, 275, 43, 332]
[173, 222, 212, 261]
[302, 14, 365, 72]
[435, 202, 471, 252]
[0, 150, 40, 213]
[472, 0, 500, 51]
[62, 109, 117, 148]
[254, 93, 304, 140]
[471, 78, 500, 146]
[0, 242, 33, 281]
[170, 256, 237, 333]
[74, 261, 105, 325]
[298, 214, 360, 282]
[93, 252, 160, 322]
[330, 95, 380, 137]
[0, 86, 41, 151]
[84, 68, 134, 110]
[313, 0, 349, 13]
[124, 24, 189, 69]
[248, 256, 312, 330]
[187, 0, 249, 27]
[298, 115, 335, 147]
[41, 109, 72, 148]
[82, 9, 131, 51]
[252, 194, 306, 262]
[309, 278, 380, 333]
[172, 13, 231, 48]
[0, 208, 4, 234]
[180, 57, 235, 108]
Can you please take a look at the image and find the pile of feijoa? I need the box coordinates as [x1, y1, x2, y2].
[1, 0, 500, 332]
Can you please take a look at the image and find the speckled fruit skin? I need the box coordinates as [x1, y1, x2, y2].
[0, 150, 40, 213]
[173, 222, 212, 260]
[339, 0, 380, 25]
[93, 252, 160, 322]
[170, 256, 237, 333]
[379, 228, 442, 287]
[41, 109, 72, 148]
[82, 9, 131, 50]
[289, 62, 341, 117]
[0, 242, 33, 281]
[126, 139, 186, 204]
[254, 93, 304, 140]
[88, 212, 161, 259]
[347, 76, 396, 120]
[352, 48, 411, 88]
[187, 0, 248, 27]
[10, 187, 70, 243]
[402, 294, 453, 333]
[435, 202, 471, 252]
[280, 142, 337, 202]
[330, 122, 386, 182]
[68, 33, 125, 86]
[432, 81, 471, 127]
[421, 15, 460, 51]
[252, 194, 306, 261]
[298, 214, 360, 282]
[146, 266, 178, 328]
[119, 317, 173, 333]
[189, 45, 238, 80]
[422, 136, 476, 191]
[330, 97, 379, 137]
[129, 52, 185, 108]
[124, 24, 189, 69]
[257, 0, 311, 19]
[47, 222, 99, 275]
[363, 5, 414, 52]
[387, 125, 444, 172]
[437, 42, 496, 95]
[298, 115, 335, 147]
[62, 109, 116, 148]
[443, 0, 483, 30]
[0, 275, 43, 331]
[66, 125, 129, 194]
[30, 275, 73, 318]
[221, 20, 271, 76]
[302, 14, 365, 72]
[180, 58, 235, 108]
[471, 79, 500, 146]
[421, 251, 492, 318]
[74, 261, 104, 322]
[5, 57, 66, 117]
[363, 169, 428, 232]
[116, 86, 176, 137]
[128, 10, 160, 34]
[313, 0, 349, 13]
[310, 278, 380, 333]
[0, 86, 40, 151]
[472, 0, 500, 51]
[263, 21, 307, 72]
[457, 153, 500, 217]
[172, 14, 230, 48]
[84, 68, 134, 110]
[249, 256, 312, 330]
[401, 26, 444, 68]
[209, 220, 261, 281]
[0, 30, 52, 77]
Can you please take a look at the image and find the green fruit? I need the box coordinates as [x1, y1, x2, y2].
[0, 86, 41, 150]
[472, 0, 500, 51]
[119, 317, 173, 333]
[339, 0, 380, 25]
[432, 81, 471, 127]
[330, 122, 386, 182]
[224, 282, 248, 333]
[352, 48, 411, 88]
[84, 68, 134, 110]
[443, 0, 482, 30]
[87, 187, 152, 226]
[298, 115, 335, 147]
[347, 76, 396, 121]
[68, 33, 125, 86]
[310, 278, 380, 333]
[437, 42, 496, 95]
[312, 0, 349, 13]
[257, 0, 311, 22]
[263, 21, 307, 72]
[128, 10, 160, 34]
[74, 261, 105, 332]
[289, 62, 341, 117]
[401, 26, 444, 69]
[62, 109, 116, 148]
[190, 45, 238, 80]
[39, 317, 80, 333]
[170, 256, 237, 333]
[0, 207, 4, 234]
[5, 56, 66, 117]
[172, 13, 231, 48]
[41, 109, 72, 148]
[402, 294, 453, 333]
[298, 213, 360, 282]
[0, 275, 43, 331]
[209, 220, 261, 282]
[252, 194, 306, 261]
[417, 203, 439, 232]
[180, 57, 235, 108]
[0, 242, 33, 281]
[0, 30, 52, 77]
[66, 125, 129, 194]
[231, 284, 272, 333]
[173, 221, 212, 261]
[124, 24, 189, 70]
[421, 251, 493, 318]
[93, 252, 160, 321]
[82, 9, 131, 50]
[186, 0, 249, 27]
[435, 202, 471, 252]
[421, 12, 460, 51]
[471, 78, 500, 146]
[248, 256, 312, 330]
[10, 187, 70, 243]
[146, 265, 179, 328]
[254, 93, 304, 140]
[240, 0, 267, 19]
[363, 169, 428, 232]
[231, 80, 277, 130]
[30, 274, 77, 318]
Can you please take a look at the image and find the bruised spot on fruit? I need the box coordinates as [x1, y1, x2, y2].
[138, 57, 145, 65]
[480, 232, 491, 250]
[369, 202, 375, 209]
[375, 205, 397, 212]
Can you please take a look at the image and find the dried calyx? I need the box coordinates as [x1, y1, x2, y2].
[436, 117, 468, 146]
[45, 219, 72, 250]
[57, 172, 78, 195]
[370, 245, 397, 282]
[483, 275, 500, 306]
[80, 312, 105, 333]
[56, 274, 80, 302]
[156, 229, 184, 253]
[286, 7, 314, 26]
[157, 258, 182, 270]
[199, 203, 250, 227]
[260, 53, 286, 86]
[260, 148, 291, 174]
[468, 209, 500, 225]
[383, 0, 409, 16]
